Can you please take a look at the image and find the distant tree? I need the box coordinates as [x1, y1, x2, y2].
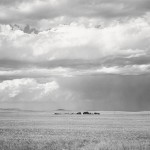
[77, 112, 81, 115]
[94, 112, 100, 115]
[54, 113, 60, 115]
[83, 112, 90, 115]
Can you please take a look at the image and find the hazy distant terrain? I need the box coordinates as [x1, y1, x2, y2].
[0, 109, 150, 150]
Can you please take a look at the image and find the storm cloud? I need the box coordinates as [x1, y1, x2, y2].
[0, 0, 150, 111]
[0, 0, 150, 26]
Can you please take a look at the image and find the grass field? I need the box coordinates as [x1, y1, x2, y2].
[0, 110, 150, 150]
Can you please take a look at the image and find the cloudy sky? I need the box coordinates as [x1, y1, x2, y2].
[0, 0, 150, 111]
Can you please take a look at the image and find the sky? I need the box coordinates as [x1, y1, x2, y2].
[0, 0, 150, 111]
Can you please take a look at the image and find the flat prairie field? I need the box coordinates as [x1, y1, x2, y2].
[0, 111, 150, 150]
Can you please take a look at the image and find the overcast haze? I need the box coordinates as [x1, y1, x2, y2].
[0, 0, 150, 111]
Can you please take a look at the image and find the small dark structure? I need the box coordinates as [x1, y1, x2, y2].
[77, 112, 81, 115]
[54, 113, 61, 115]
[83, 111, 91, 115]
[94, 112, 100, 115]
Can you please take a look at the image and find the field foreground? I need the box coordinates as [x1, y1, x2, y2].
[0, 110, 150, 150]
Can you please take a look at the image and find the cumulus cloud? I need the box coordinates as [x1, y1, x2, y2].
[0, 78, 84, 110]
[1, 18, 150, 59]
[0, 17, 150, 75]
[0, 78, 59, 102]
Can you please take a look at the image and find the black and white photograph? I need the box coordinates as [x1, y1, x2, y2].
[0, 0, 150, 149]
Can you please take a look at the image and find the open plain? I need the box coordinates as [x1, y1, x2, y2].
[0, 110, 150, 150]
